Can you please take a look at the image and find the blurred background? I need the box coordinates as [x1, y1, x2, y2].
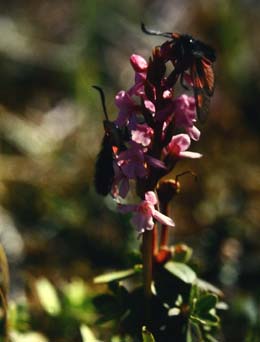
[0, 0, 259, 341]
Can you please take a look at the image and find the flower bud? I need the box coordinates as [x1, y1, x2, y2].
[157, 179, 180, 205]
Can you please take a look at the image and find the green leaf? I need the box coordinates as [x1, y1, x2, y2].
[204, 333, 219, 342]
[216, 301, 228, 310]
[164, 261, 196, 284]
[203, 312, 220, 325]
[80, 324, 97, 342]
[35, 278, 61, 316]
[9, 331, 48, 342]
[195, 294, 218, 315]
[196, 278, 223, 297]
[189, 321, 203, 340]
[62, 278, 87, 306]
[111, 335, 133, 342]
[191, 308, 220, 327]
[94, 266, 142, 284]
[142, 326, 155, 342]
[186, 324, 193, 342]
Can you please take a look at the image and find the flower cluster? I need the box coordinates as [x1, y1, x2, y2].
[106, 48, 202, 233]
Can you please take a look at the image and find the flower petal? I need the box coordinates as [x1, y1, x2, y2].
[145, 191, 157, 205]
[168, 134, 191, 155]
[179, 151, 202, 159]
[144, 99, 156, 113]
[153, 210, 175, 227]
[187, 126, 201, 141]
[145, 155, 166, 169]
[130, 54, 148, 72]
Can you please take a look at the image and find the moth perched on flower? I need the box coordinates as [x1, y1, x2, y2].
[93, 86, 128, 196]
[93, 24, 220, 342]
[141, 23, 216, 122]
[93, 25, 215, 235]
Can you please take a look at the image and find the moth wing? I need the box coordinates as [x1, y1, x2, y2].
[195, 58, 215, 96]
[191, 62, 211, 123]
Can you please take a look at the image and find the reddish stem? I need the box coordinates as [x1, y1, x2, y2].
[160, 224, 169, 248]
[143, 229, 153, 326]
[152, 222, 158, 256]
[159, 202, 169, 248]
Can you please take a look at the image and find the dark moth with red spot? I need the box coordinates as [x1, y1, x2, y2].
[93, 86, 127, 196]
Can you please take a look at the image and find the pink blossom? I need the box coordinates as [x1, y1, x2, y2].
[164, 134, 202, 159]
[145, 155, 166, 169]
[117, 142, 166, 179]
[173, 95, 201, 141]
[131, 124, 154, 147]
[128, 54, 148, 97]
[114, 91, 138, 127]
[117, 142, 148, 179]
[156, 95, 200, 141]
[163, 90, 173, 99]
[118, 191, 175, 233]
[144, 99, 156, 114]
[186, 125, 201, 141]
[130, 54, 148, 72]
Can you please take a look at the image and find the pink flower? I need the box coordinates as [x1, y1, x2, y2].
[128, 54, 148, 97]
[164, 134, 202, 159]
[173, 95, 201, 141]
[114, 91, 138, 128]
[117, 142, 148, 179]
[118, 191, 175, 233]
[156, 95, 200, 141]
[186, 125, 201, 141]
[131, 124, 154, 147]
[130, 54, 148, 72]
[117, 142, 166, 179]
[144, 99, 156, 114]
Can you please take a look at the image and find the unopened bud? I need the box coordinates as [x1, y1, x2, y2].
[157, 179, 180, 205]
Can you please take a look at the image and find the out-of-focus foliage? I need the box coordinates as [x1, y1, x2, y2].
[8, 276, 98, 341]
[93, 245, 224, 341]
[0, 0, 259, 341]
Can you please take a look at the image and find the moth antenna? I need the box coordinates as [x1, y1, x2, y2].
[141, 22, 172, 39]
[92, 85, 109, 121]
[175, 170, 197, 183]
